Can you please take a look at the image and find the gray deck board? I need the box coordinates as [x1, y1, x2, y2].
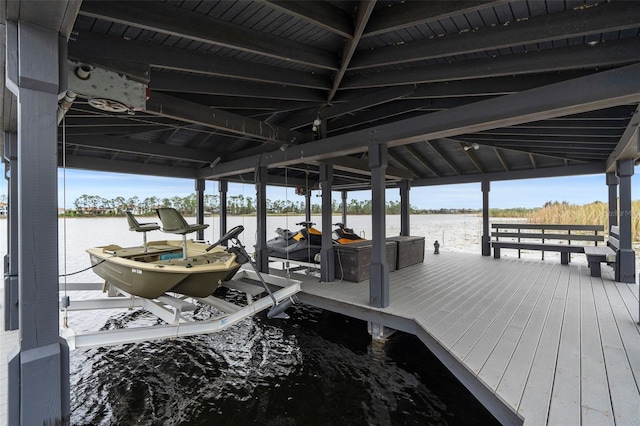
[287, 251, 640, 425]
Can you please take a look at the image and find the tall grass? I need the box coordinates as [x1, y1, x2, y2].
[524, 201, 640, 241]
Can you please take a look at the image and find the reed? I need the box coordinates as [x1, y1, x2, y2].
[525, 201, 640, 241]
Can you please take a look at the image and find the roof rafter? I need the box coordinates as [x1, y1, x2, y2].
[261, 0, 353, 39]
[351, 1, 640, 70]
[78, 1, 338, 71]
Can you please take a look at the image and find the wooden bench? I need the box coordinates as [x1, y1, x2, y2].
[491, 223, 605, 265]
[583, 225, 619, 277]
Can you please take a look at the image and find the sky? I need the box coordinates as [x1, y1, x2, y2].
[16, 166, 635, 210]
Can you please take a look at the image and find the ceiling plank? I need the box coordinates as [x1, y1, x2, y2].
[456, 140, 485, 173]
[387, 149, 426, 179]
[351, 1, 640, 69]
[78, 1, 338, 71]
[363, 1, 505, 38]
[427, 140, 462, 175]
[261, 0, 353, 38]
[69, 31, 329, 90]
[145, 91, 306, 145]
[200, 63, 640, 178]
[341, 38, 640, 89]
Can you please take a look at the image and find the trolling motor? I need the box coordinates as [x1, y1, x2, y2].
[206, 225, 295, 319]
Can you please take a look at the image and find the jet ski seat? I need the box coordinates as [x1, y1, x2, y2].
[125, 211, 161, 253]
[156, 207, 210, 259]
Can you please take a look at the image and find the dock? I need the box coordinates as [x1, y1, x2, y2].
[280, 252, 640, 425]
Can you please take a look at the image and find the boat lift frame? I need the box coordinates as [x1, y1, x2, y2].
[59, 269, 301, 350]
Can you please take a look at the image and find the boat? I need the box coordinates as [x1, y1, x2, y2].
[333, 223, 366, 244]
[86, 209, 242, 299]
[266, 221, 323, 262]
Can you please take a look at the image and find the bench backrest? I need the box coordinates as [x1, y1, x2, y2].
[608, 225, 620, 250]
[491, 223, 605, 245]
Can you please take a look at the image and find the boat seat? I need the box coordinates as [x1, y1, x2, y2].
[156, 208, 209, 259]
[125, 211, 160, 252]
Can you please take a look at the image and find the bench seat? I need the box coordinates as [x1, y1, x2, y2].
[583, 246, 616, 277]
[492, 241, 585, 265]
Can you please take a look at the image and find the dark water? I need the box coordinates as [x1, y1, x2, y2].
[70, 289, 499, 426]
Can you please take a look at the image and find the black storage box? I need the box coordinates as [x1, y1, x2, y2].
[334, 240, 397, 282]
[386, 236, 425, 269]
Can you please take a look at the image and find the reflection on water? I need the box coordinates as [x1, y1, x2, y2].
[70, 290, 498, 426]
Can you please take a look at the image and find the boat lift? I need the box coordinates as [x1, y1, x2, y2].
[59, 226, 302, 350]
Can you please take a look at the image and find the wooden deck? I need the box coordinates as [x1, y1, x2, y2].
[283, 252, 640, 425]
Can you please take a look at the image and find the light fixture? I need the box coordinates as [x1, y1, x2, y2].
[209, 156, 222, 168]
[463, 143, 479, 151]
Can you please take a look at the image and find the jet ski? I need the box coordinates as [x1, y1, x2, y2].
[333, 223, 366, 244]
[267, 221, 323, 262]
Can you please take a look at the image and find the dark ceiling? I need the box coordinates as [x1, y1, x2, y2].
[8, 0, 640, 191]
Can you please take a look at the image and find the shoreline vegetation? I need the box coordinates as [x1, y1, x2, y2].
[51, 194, 640, 240]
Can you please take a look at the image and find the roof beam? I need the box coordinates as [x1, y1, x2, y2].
[411, 162, 605, 187]
[316, 155, 414, 181]
[493, 148, 509, 172]
[427, 140, 462, 175]
[199, 63, 640, 178]
[363, 1, 504, 38]
[388, 149, 426, 179]
[327, 0, 376, 103]
[606, 104, 640, 172]
[149, 71, 326, 102]
[61, 155, 198, 179]
[63, 134, 219, 164]
[79, 1, 337, 71]
[341, 38, 640, 89]
[261, 0, 353, 39]
[69, 32, 329, 90]
[281, 85, 414, 130]
[403, 144, 440, 177]
[145, 92, 306, 145]
[351, 1, 640, 70]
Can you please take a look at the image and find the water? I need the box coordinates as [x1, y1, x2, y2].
[1, 215, 500, 425]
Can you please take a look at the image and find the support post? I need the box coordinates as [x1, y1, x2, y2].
[4, 132, 19, 330]
[606, 172, 619, 233]
[218, 180, 228, 246]
[195, 178, 205, 240]
[399, 180, 410, 236]
[320, 164, 335, 282]
[481, 180, 491, 256]
[341, 190, 348, 226]
[369, 144, 390, 308]
[615, 159, 635, 283]
[255, 166, 269, 272]
[6, 20, 70, 425]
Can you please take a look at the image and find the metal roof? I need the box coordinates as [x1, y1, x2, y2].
[4, 0, 640, 190]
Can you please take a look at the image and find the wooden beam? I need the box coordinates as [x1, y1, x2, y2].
[316, 155, 414, 181]
[79, 1, 338, 71]
[261, 0, 353, 38]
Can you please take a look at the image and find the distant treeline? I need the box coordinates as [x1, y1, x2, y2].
[68, 193, 418, 216]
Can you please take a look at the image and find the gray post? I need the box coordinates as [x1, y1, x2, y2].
[369, 144, 390, 308]
[255, 166, 269, 272]
[606, 172, 619, 233]
[341, 190, 348, 226]
[481, 180, 491, 256]
[6, 21, 70, 425]
[320, 163, 335, 282]
[399, 180, 411, 236]
[195, 178, 205, 240]
[615, 159, 635, 283]
[218, 180, 228, 245]
[4, 132, 19, 330]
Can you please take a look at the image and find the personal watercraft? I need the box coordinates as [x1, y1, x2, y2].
[266, 221, 322, 262]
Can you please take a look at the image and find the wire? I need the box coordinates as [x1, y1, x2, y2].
[58, 257, 111, 277]
[61, 116, 69, 326]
